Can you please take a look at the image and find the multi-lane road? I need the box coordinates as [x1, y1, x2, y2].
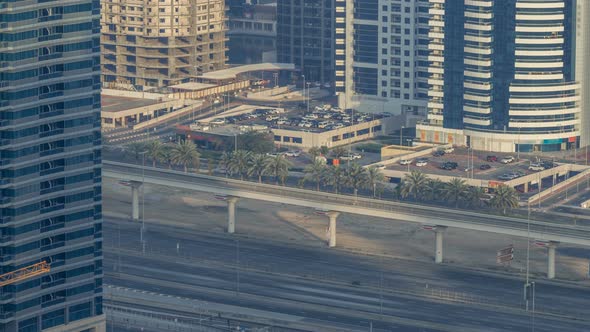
[104, 218, 590, 331]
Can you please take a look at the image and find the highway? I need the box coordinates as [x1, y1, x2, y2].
[103, 161, 590, 246]
[104, 218, 590, 332]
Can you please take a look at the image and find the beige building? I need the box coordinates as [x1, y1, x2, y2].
[101, 0, 227, 89]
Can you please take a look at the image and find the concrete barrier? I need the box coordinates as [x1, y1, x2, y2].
[528, 168, 590, 204]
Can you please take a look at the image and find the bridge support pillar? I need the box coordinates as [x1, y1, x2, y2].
[523, 182, 529, 193]
[434, 226, 447, 264]
[130, 182, 142, 221]
[547, 242, 558, 279]
[227, 197, 239, 234]
[327, 211, 340, 248]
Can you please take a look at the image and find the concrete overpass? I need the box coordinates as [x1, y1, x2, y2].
[102, 161, 590, 279]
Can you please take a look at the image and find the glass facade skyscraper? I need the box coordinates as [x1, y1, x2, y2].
[0, 1, 104, 331]
[418, 0, 588, 152]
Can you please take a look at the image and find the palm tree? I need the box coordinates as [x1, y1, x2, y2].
[146, 140, 165, 167]
[466, 186, 486, 208]
[401, 170, 429, 201]
[345, 163, 368, 198]
[424, 179, 445, 202]
[161, 144, 175, 169]
[171, 140, 200, 173]
[264, 154, 292, 185]
[490, 185, 519, 215]
[331, 146, 348, 159]
[308, 147, 321, 160]
[220, 151, 232, 177]
[248, 154, 270, 183]
[442, 178, 468, 207]
[304, 159, 327, 191]
[366, 166, 385, 198]
[324, 166, 346, 194]
[126, 142, 147, 163]
[228, 150, 251, 180]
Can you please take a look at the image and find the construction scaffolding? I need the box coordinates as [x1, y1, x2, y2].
[0, 262, 51, 287]
[101, 0, 228, 89]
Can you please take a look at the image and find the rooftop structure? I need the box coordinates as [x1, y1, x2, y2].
[100, 0, 228, 89]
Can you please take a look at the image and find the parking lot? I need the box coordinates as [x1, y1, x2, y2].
[217, 105, 388, 134]
[385, 146, 558, 182]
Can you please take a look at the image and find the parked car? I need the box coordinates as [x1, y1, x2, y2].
[486, 155, 498, 162]
[498, 174, 515, 180]
[432, 150, 445, 157]
[399, 159, 413, 165]
[528, 163, 545, 171]
[209, 118, 225, 125]
[500, 156, 515, 164]
[374, 164, 386, 170]
[479, 164, 491, 170]
[541, 161, 556, 169]
[284, 150, 301, 157]
[443, 147, 455, 153]
[440, 161, 458, 170]
[266, 152, 281, 157]
[416, 159, 428, 167]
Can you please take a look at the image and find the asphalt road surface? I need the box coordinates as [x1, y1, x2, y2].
[103, 217, 590, 331]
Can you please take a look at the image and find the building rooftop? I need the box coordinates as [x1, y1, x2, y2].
[199, 63, 296, 81]
[101, 95, 162, 113]
[169, 82, 217, 91]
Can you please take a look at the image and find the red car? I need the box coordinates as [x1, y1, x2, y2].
[486, 155, 497, 162]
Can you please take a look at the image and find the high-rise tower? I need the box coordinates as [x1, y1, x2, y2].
[418, 0, 587, 152]
[334, 0, 430, 117]
[0, 1, 104, 331]
[101, 0, 227, 89]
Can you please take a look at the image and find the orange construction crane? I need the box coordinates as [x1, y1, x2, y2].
[0, 262, 50, 287]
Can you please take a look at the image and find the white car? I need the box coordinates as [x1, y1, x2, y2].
[528, 163, 544, 171]
[501, 156, 515, 164]
[209, 118, 225, 125]
[284, 150, 301, 157]
[444, 147, 454, 153]
[399, 159, 412, 165]
[416, 160, 428, 167]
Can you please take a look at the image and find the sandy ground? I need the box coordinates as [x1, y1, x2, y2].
[102, 177, 590, 282]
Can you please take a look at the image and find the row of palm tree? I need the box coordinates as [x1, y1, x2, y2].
[127, 140, 201, 173]
[220, 150, 292, 184]
[126, 140, 519, 214]
[399, 170, 519, 214]
[303, 160, 386, 197]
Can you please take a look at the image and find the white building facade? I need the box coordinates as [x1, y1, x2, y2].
[334, 0, 430, 121]
[417, 0, 589, 152]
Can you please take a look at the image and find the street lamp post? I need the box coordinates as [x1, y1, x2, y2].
[139, 151, 147, 253]
[306, 82, 311, 114]
[400, 126, 404, 146]
[302, 75, 305, 111]
[517, 126, 521, 161]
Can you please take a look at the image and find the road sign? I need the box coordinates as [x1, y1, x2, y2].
[315, 209, 329, 216]
[214, 194, 228, 201]
[497, 246, 514, 257]
[534, 240, 551, 247]
[496, 254, 514, 264]
[496, 245, 514, 264]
